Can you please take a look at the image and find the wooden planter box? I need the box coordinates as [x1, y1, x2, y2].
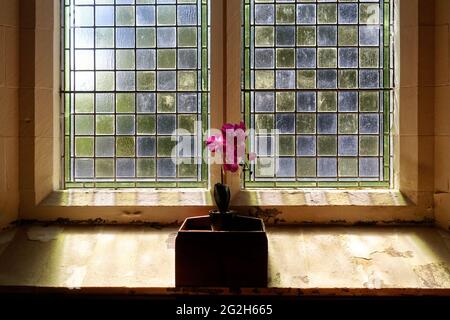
[175, 215, 268, 287]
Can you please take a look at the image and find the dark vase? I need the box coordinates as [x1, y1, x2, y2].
[209, 210, 237, 231]
[213, 183, 231, 213]
[211, 183, 234, 231]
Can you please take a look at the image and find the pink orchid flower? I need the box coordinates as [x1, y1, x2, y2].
[206, 134, 223, 153]
[206, 122, 255, 173]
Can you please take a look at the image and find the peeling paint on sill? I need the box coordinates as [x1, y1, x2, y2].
[413, 262, 450, 288]
[370, 247, 414, 258]
[26, 226, 64, 242]
[246, 207, 284, 224]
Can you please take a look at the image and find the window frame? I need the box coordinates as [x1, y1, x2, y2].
[18, 0, 435, 225]
[61, 0, 210, 189]
[242, 0, 393, 188]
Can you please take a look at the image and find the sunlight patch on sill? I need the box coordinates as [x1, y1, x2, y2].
[232, 190, 412, 207]
[39, 189, 412, 208]
[40, 189, 214, 207]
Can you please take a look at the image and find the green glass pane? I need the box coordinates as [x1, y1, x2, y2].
[157, 5, 176, 25]
[360, 92, 379, 112]
[255, 158, 275, 178]
[255, 27, 274, 47]
[75, 115, 94, 135]
[276, 4, 295, 24]
[116, 50, 135, 69]
[318, 136, 337, 156]
[137, 159, 155, 177]
[255, 114, 274, 133]
[318, 48, 337, 68]
[178, 71, 197, 91]
[360, 3, 379, 24]
[278, 136, 295, 156]
[137, 71, 155, 91]
[96, 115, 114, 135]
[75, 94, 94, 113]
[157, 93, 176, 113]
[276, 48, 295, 68]
[157, 49, 176, 69]
[297, 26, 316, 46]
[96, 72, 115, 91]
[318, 91, 337, 112]
[116, 136, 135, 157]
[96, 28, 114, 48]
[75, 137, 94, 157]
[338, 70, 357, 89]
[137, 115, 156, 134]
[338, 158, 357, 177]
[178, 27, 197, 47]
[255, 70, 274, 89]
[297, 70, 316, 89]
[318, 4, 337, 24]
[338, 26, 357, 46]
[360, 136, 379, 156]
[137, 28, 155, 48]
[117, 115, 135, 135]
[178, 115, 196, 134]
[179, 163, 197, 177]
[157, 136, 177, 157]
[116, 6, 135, 26]
[276, 92, 295, 112]
[360, 48, 379, 68]
[297, 114, 316, 134]
[96, 159, 114, 178]
[338, 114, 358, 134]
[116, 93, 135, 113]
[297, 158, 316, 177]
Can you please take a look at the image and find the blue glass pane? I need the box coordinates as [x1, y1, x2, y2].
[338, 48, 358, 68]
[297, 4, 316, 24]
[359, 158, 379, 177]
[276, 114, 296, 133]
[277, 158, 296, 177]
[359, 114, 379, 134]
[338, 91, 358, 112]
[116, 28, 135, 48]
[297, 92, 316, 112]
[276, 26, 296, 46]
[338, 4, 357, 24]
[137, 6, 155, 26]
[157, 28, 177, 47]
[255, 92, 275, 112]
[317, 114, 337, 134]
[117, 159, 135, 177]
[317, 70, 337, 89]
[297, 48, 316, 68]
[137, 137, 156, 157]
[297, 136, 316, 156]
[338, 136, 358, 156]
[256, 4, 275, 24]
[318, 158, 337, 177]
[157, 158, 176, 177]
[318, 26, 337, 46]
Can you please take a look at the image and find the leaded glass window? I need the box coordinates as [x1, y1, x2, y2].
[243, 0, 393, 188]
[62, 0, 209, 188]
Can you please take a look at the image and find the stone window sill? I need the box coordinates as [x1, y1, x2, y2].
[40, 189, 411, 208]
